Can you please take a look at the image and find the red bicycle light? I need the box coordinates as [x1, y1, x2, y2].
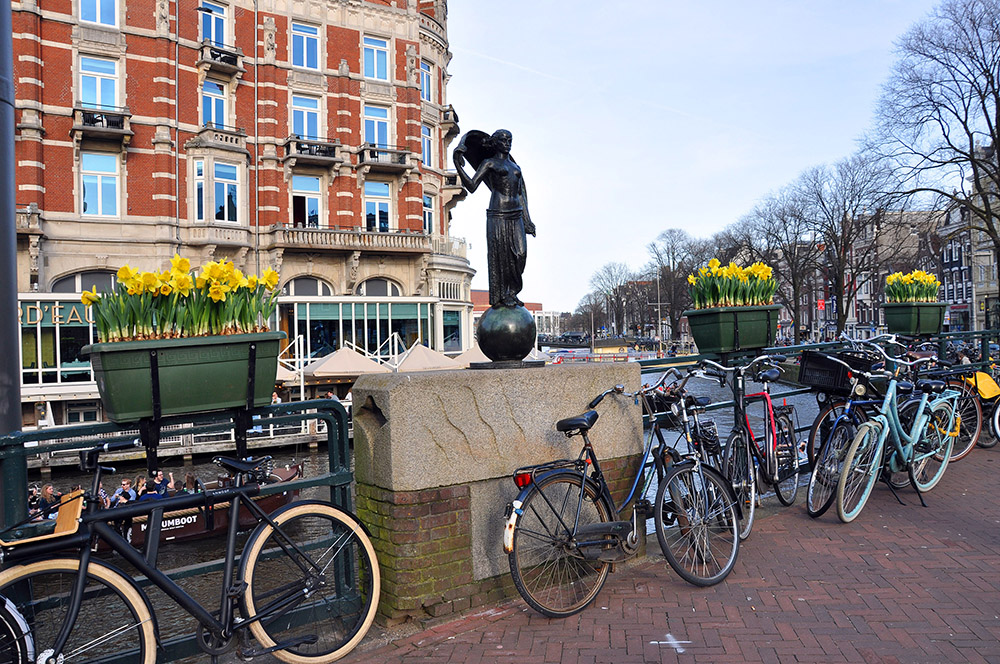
[514, 472, 533, 489]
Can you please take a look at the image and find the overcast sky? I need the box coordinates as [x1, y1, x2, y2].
[443, 0, 942, 313]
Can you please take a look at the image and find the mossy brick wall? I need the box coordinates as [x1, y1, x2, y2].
[356, 452, 643, 625]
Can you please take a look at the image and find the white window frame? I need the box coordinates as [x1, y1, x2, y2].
[202, 79, 228, 128]
[213, 162, 240, 223]
[423, 194, 434, 235]
[292, 23, 320, 70]
[292, 175, 323, 228]
[421, 125, 433, 167]
[364, 181, 392, 233]
[420, 60, 432, 102]
[291, 95, 320, 141]
[364, 105, 390, 148]
[80, 152, 119, 217]
[363, 36, 389, 81]
[191, 158, 243, 224]
[80, 56, 118, 110]
[81, 0, 116, 27]
[200, 1, 227, 48]
[194, 160, 205, 221]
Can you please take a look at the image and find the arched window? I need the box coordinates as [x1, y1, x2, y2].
[356, 278, 400, 297]
[52, 271, 116, 293]
[282, 276, 333, 297]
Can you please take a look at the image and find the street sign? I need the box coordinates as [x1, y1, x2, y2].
[817, 299, 826, 311]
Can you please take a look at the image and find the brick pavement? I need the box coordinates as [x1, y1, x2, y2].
[343, 447, 1000, 663]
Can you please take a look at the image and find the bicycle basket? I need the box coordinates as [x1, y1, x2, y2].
[695, 420, 722, 457]
[797, 350, 876, 397]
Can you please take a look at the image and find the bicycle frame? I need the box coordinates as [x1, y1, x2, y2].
[3, 465, 302, 658]
[871, 379, 958, 474]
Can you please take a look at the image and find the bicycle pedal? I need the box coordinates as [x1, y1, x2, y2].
[242, 635, 318, 658]
[227, 581, 248, 598]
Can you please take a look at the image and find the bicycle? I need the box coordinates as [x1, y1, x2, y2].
[702, 353, 800, 540]
[0, 440, 380, 664]
[501, 371, 740, 617]
[836, 340, 960, 523]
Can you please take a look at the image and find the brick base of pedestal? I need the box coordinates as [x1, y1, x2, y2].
[357, 453, 643, 625]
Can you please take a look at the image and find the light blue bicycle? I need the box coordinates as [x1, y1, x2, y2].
[835, 338, 959, 523]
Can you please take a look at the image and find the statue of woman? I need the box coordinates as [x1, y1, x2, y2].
[453, 129, 535, 308]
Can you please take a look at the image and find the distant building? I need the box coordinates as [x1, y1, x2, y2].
[470, 290, 546, 337]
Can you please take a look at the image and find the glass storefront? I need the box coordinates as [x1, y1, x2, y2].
[19, 299, 96, 385]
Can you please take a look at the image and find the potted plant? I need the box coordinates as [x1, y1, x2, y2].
[683, 259, 781, 354]
[882, 270, 945, 335]
[81, 255, 286, 423]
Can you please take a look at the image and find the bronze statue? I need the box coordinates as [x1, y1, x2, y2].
[454, 129, 535, 309]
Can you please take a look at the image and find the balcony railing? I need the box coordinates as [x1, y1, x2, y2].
[182, 224, 251, 247]
[198, 42, 245, 76]
[357, 144, 411, 172]
[283, 136, 343, 167]
[432, 236, 467, 259]
[72, 106, 133, 145]
[440, 104, 459, 138]
[189, 123, 247, 152]
[270, 226, 431, 253]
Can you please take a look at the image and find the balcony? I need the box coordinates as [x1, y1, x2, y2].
[185, 123, 249, 156]
[181, 224, 252, 248]
[270, 226, 431, 254]
[16, 205, 42, 238]
[440, 104, 459, 139]
[283, 136, 344, 168]
[197, 42, 245, 77]
[71, 106, 133, 146]
[432, 236, 467, 259]
[357, 144, 411, 173]
[441, 171, 468, 210]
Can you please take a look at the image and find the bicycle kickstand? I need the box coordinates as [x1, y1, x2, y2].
[907, 461, 929, 507]
[881, 473, 907, 507]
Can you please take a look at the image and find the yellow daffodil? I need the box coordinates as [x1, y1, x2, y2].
[81, 288, 99, 306]
[208, 282, 230, 302]
[172, 272, 194, 297]
[170, 254, 191, 275]
[117, 265, 138, 284]
[262, 268, 280, 290]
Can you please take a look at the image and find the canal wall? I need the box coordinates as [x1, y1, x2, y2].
[352, 362, 643, 625]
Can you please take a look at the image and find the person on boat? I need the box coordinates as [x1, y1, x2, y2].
[110, 478, 137, 506]
[33, 484, 61, 520]
[97, 481, 110, 508]
[151, 469, 175, 496]
[177, 473, 200, 494]
[134, 475, 160, 502]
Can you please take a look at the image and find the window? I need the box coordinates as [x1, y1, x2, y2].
[421, 125, 433, 167]
[423, 194, 434, 235]
[443, 311, 461, 352]
[420, 60, 432, 102]
[292, 95, 320, 140]
[292, 175, 321, 228]
[52, 272, 116, 293]
[81, 0, 115, 26]
[356, 278, 400, 296]
[364, 106, 389, 148]
[67, 402, 100, 424]
[200, 1, 226, 47]
[80, 57, 117, 110]
[81, 152, 118, 217]
[292, 23, 319, 70]
[194, 160, 205, 221]
[283, 277, 332, 297]
[202, 80, 227, 128]
[364, 181, 390, 233]
[214, 162, 239, 222]
[363, 37, 388, 80]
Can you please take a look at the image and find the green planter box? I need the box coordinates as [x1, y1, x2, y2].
[683, 304, 781, 354]
[882, 302, 946, 335]
[82, 332, 286, 423]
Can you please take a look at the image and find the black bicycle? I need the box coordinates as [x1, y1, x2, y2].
[502, 370, 740, 617]
[0, 440, 379, 664]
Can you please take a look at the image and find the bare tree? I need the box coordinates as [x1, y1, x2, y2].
[647, 228, 697, 340]
[796, 153, 900, 334]
[589, 262, 632, 335]
[742, 189, 824, 343]
[571, 291, 606, 338]
[875, 0, 1000, 276]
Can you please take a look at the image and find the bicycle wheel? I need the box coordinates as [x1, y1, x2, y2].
[983, 398, 1000, 448]
[885, 399, 919, 489]
[241, 502, 380, 664]
[806, 415, 857, 518]
[945, 379, 981, 461]
[773, 413, 800, 506]
[836, 421, 885, 523]
[911, 400, 954, 492]
[654, 463, 739, 587]
[0, 594, 33, 664]
[0, 558, 156, 664]
[508, 472, 613, 618]
[722, 429, 756, 540]
[806, 400, 847, 467]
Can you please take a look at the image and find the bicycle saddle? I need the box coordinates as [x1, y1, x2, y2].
[896, 381, 914, 395]
[915, 379, 946, 394]
[685, 395, 711, 408]
[756, 368, 782, 383]
[213, 456, 272, 474]
[556, 410, 598, 433]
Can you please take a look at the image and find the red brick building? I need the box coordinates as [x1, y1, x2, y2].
[13, 0, 473, 427]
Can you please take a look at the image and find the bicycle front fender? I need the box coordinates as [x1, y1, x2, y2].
[502, 470, 607, 555]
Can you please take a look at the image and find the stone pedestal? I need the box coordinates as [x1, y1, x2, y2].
[352, 362, 643, 624]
